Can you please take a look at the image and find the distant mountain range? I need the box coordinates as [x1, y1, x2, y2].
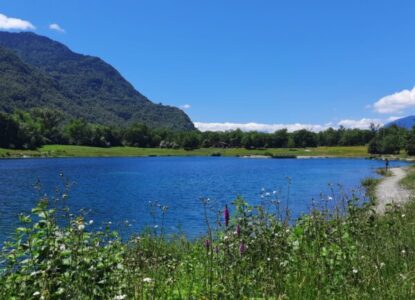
[385, 116, 415, 130]
[0, 32, 195, 131]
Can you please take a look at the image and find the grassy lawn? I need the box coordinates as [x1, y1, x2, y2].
[401, 166, 415, 191]
[0, 145, 369, 158]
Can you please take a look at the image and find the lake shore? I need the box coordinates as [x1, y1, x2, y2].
[0, 145, 370, 159]
[375, 167, 411, 214]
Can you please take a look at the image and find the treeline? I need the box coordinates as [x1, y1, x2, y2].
[368, 124, 415, 155]
[0, 109, 378, 150]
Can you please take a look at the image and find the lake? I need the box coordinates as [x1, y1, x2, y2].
[0, 157, 410, 240]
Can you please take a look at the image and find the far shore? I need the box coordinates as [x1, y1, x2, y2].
[0, 145, 373, 159]
[1, 145, 414, 162]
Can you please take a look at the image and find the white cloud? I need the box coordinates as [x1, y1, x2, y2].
[195, 118, 384, 133]
[0, 13, 35, 31]
[194, 122, 331, 133]
[386, 116, 403, 122]
[337, 118, 383, 129]
[180, 104, 191, 110]
[373, 86, 415, 114]
[49, 23, 65, 33]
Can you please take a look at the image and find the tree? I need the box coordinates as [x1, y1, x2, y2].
[368, 137, 380, 154]
[64, 119, 94, 145]
[406, 127, 415, 155]
[0, 113, 20, 148]
[123, 123, 151, 147]
[32, 108, 65, 144]
[291, 129, 317, 148]
[271, 129, 289, 148]
[181, 132, 200, 150]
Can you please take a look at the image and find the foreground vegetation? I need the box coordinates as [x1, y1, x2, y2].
[0, 145, 369, 158]
[1, 176, 415, 299]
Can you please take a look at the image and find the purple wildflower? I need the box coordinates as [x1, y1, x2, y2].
[236, 224, 241, 237]
[215, 245, 220, 254]
[239, 242, 247, 255]
[224, 205, 230, 227]
[204, 239, 211, 251]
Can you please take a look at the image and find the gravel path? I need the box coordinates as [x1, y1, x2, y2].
[375, 167, 410, 214]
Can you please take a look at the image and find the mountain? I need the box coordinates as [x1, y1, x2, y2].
[0, 32, 195, 131]
[385, 116, 415, 130]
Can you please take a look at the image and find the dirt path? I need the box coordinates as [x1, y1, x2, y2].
[375, 167, 411, 214]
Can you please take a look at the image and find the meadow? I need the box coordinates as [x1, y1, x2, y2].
[1, 171, 415, 299]
[0, 145, 369, 158]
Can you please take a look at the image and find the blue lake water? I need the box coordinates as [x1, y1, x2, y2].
[0, 157, 410, 240]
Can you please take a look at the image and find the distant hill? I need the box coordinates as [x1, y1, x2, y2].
[0, 32, 195, 131]
[385, 116, 415, 130]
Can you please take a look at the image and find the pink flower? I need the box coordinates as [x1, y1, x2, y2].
[224, 205, 230, 227]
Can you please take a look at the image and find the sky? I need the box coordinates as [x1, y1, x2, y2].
[1, 0, 415, 132]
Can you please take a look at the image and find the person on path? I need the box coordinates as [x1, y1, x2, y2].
[385, 158, 389, 172]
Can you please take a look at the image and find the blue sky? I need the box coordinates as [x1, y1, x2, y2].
[1, 0, 415, 131]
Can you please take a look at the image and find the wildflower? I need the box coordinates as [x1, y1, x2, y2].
[352, 268, 358, 274]
[89, 220, 94, 225]
[401, 249, 406, 255]
[402, 214, 406, 218]
[204, 239, 211, 251]
[215, 245, 220, 254]
[265, 192, 271, 196]
[236, 224, 241, 237]
[239, 242, 247, 255]
[114, 295, 127, 300]
[55, 231, 64, 238]
[77, 224, 85, 231]
[59, 244, 66, 251]
[267, 257, 271, 262]
[30, 271, 41, 277]
[143, 277, 153, 283]
[273, 190, 277, 194]
[223, 235, 229, 241]
[224, 205, 230, 227]
[380, 262, 385, 268]
[327, 196, 333, 201]
[33, 291, 40, 296]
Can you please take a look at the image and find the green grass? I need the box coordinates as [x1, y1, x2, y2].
[0, 145, 369, 158]
[401, 166, 415, 192]
[2, 179, 415, 299]
[361, 177, 381, 202]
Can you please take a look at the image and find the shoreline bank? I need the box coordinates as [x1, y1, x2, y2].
[0, 145, 370, 159]
[375, 167, 412, 214]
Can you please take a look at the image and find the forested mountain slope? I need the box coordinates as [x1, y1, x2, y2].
[0, 32, 195, 130]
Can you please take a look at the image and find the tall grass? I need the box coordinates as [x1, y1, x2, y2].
[1, 181, 415, 299]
